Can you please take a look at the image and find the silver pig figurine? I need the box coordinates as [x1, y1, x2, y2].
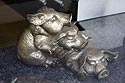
[17, 6, 118, 79]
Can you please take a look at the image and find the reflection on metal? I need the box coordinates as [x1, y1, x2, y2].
[17, 6, 118, 79]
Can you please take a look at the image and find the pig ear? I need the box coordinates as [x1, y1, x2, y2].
[79, 55, 88, 68]
[26, 14, 35, 24]
[27, 14, 33, 21]
[72, 21, 77, 24]
[26, 13, 45, 25]
[103, 50, 118, 61]
[69, 14, 72, 22]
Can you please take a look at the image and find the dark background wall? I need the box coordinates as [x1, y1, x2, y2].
[3, 0, 77, 19]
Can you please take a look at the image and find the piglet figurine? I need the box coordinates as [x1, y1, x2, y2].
[17, 6, 118, 80]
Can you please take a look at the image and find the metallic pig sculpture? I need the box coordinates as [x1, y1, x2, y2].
[17, 6, 118, 79]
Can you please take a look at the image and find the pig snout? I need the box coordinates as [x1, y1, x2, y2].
[95, 64, 109, 79]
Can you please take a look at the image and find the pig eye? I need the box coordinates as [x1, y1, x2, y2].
[47, 16, 57, 24]
[100, 56, 106, 62]
[50, 15, 57, 22]
[67, 36, 74, 40]
[38, 14, 44, 19]
[101, 58, 105, 62]
[52, 16, 56, 21]
[90, 60, 96, 65]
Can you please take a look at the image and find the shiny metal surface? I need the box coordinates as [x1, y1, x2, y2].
[17, 6, 118, 79]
